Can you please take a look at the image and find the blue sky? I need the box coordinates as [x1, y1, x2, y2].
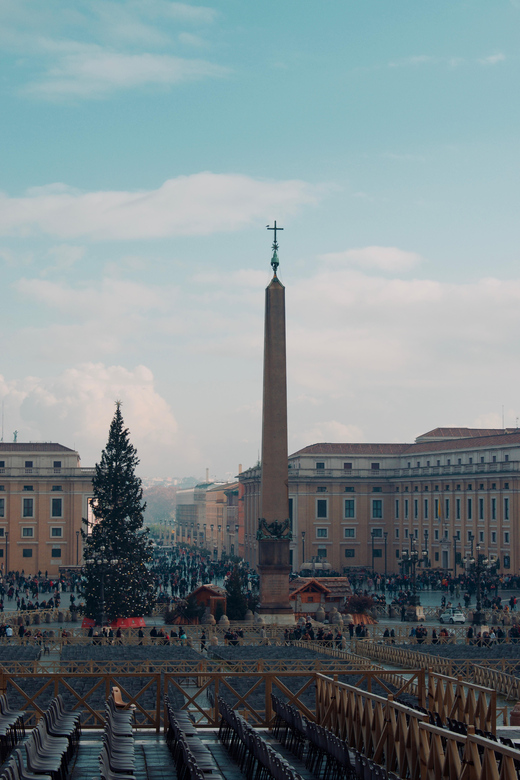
[1, 0, 520, 478]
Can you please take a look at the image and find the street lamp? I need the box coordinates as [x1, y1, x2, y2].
[423, 529, 429, 568]
[401, 540, 427, 608]
[371, 529, 376, 575]
[76, 530, 80, 566]
[464, 544, 489, 626]
[84, 545, 119, 626]
[301, 531, 306, 567]
[4, 532, 8, 575]
[453, 534, 458, 572]
[383, 532, 388, 578]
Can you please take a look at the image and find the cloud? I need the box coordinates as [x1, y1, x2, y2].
[387, 55, 435, 68]
[0, 0, 221, 99]
[9, 248, 520, 476]
[23, 45, 229, 99]
[295, 421, 365, 449]
[479, 53, 506, 65]
[320, 246, 424, 272]
[1, 363, 186, 475]
[41, 244, 86, 275]
[0, 173, 322, 240]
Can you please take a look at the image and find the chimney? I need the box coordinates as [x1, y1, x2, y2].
[238, 464, 242, 474]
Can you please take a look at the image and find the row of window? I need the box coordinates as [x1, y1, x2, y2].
[0, 462, 62, 469]
[0, 498, 63, 518]
[395, 497, 509, 521]
[312, 482, 510, 494]
[314, 455, 510, 470]
[312, 497, 511, 521]
[314, 526, 510, 544]
[0, 547, 62, 559]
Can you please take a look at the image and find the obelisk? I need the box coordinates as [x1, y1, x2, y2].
[256, 222, 293, 623]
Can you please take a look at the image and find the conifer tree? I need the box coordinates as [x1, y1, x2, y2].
[82, 402, 155, 623]
[225, 566, 248, 620]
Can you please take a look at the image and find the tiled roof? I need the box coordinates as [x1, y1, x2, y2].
[291, 431, 520, 459]
[409, 431, 520, 453]
[290, 443, 410, 457]
[417, 427, 509, 440]
[0, 443, 76, 453]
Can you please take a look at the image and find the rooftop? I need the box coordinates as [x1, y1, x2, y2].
[290, 428, 520, 459]
[0, 442, 77, 453]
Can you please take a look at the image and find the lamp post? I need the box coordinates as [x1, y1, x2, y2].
[371, 529, 376, 575]
[76, 530, 80, 566]
[468, 544, 489, 626]
[423, 529, 429, 568]
[383, 532, 388, 579]
[453, 534, 458, 572]
[84, 545, 119, 626]
[301, 531, 306, 569]
[4, 532, 8, 575]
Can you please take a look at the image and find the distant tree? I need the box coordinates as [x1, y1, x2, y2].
[82, 403, 155, 623]
[225, 566, 248, 620]
[345, 595, 374, 614]
[165, 595, 205, 624]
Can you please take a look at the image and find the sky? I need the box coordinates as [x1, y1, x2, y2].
[1, 0, 520, 480]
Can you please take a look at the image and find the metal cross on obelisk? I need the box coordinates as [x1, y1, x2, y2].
[266, 221, 283, 275]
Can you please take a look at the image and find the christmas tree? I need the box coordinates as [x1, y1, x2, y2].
[82, 402, 155, 623]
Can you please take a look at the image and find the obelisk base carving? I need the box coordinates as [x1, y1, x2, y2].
[257, 539, 293, 622]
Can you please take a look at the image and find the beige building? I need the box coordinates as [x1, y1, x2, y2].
[240, 428, 520, 576]
[0, 442, 94, 575]
[175, 481, 240, 559]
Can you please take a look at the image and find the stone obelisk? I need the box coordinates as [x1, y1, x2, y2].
[257, 222, 294, 623]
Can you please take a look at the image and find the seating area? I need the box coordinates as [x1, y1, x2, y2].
[165, 696, 223, 780]
[0, 694, 25, 763]
[271, 695, 354, 780]
[218, 696, 304, 780]
[0, 695, 80, 780]
[62, 645, 202, 662]
[99, 688, 135, 780]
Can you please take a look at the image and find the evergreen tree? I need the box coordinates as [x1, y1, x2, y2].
[82, 402, 155, 623]
[225, 566, 248, 620]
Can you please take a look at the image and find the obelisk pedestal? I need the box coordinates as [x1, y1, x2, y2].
[256, 228, 294, 624]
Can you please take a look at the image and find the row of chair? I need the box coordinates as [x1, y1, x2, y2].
[99, 688, 135, 780]
[271, 696, 307, 759]
[165, 696, 223, 780]
[0, 693, 26, 763]
[0, 695, 80, 780]
[271, 696, 354, 780]
[218, 696, 304, 780]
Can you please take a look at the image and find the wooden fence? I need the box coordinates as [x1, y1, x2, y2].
[355, 640, 519, 712]
[315, 673, 520, 780]
[0, 667, 423, 733]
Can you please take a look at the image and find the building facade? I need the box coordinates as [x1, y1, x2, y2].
[240, 428, 520, 576]
[0, 443, 94, 575]
[175, 481, 241, 559]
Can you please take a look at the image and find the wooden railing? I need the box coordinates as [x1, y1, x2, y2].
[316, 673, 427, 778]
[428, 671, 497, 734]
[355, 640, 519, 712]
[315, 673, 520, 780]
[0, 667, 425, 733]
